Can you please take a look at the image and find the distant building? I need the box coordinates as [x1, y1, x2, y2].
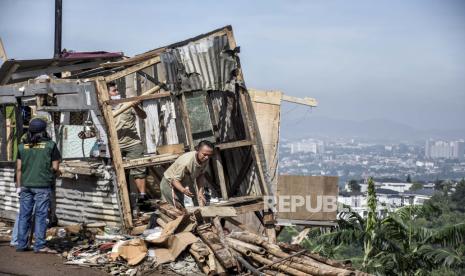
[357, 181, 413, 193]
[290, 140, 325, 154]
[425, 139, 465, 160]
[338, 187, 439, 218]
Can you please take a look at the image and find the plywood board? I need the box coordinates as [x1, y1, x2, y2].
[276, 175, 338, 222]
[249, 89, 282, 195]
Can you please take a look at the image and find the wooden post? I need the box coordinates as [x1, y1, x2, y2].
[263, 211, 277, 244]
[94, 77, 133, 230]
[213, 149, 228, 200]
[225, 28, 270, 196]
[179, 93, 194, 150]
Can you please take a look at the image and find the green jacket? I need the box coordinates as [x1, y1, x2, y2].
[17, 139, 61, 188]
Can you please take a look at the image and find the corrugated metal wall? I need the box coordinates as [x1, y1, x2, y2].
[0, 164, 18, 220]
[55, 175, 122, 226]
[0, 163, 122, 226]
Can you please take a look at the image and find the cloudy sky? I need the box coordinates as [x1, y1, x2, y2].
[1, 0, 464, 131]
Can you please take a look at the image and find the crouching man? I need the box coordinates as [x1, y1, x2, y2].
[160, 140, 214, 209]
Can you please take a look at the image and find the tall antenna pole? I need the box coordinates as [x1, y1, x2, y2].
[54, 0, 62, 58]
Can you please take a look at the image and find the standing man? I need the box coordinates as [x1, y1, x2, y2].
[108, 82, 148, 201]
[160, 140, 214, 209]
[16, 117, 61, 253]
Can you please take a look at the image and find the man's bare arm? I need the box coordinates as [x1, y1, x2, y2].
[52, 160, 60, 177]
[16, 159, 21, 188]
[171, 179, 193, 197]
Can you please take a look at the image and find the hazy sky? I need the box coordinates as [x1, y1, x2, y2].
[1, 0, 464, 130]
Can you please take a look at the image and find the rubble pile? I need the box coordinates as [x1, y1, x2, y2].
[36, 202, 369, 276]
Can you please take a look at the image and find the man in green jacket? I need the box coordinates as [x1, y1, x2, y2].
[16, 117, 61, 253]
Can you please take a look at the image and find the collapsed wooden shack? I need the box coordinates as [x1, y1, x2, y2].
[0, 26, 278, 233]
[0, 26, 337, 238]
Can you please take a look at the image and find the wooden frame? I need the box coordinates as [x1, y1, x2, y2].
[95, 77, 133, 229]
[0, 27, 279, 236]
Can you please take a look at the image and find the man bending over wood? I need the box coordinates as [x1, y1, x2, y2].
[160, 140, 214, 209]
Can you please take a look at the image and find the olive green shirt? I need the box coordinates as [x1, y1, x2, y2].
[163, 151, 208, 188]
[114, 105, 142, 149]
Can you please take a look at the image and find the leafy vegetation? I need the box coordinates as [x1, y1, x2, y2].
[279, 178, 465, 275]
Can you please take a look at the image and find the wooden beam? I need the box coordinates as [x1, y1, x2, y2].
[212, 149, 228, 200]
[179, 93, 194, 150]
[275, 219, 338, 227]
[235, 202, 265, 215]
[215, 139, 253, 150]
[122, 153, 179, 169]
[186, 206, 237, 217]
[281, 94, 318, 107]
[225, 28, 271, 197]
[112, 84, 163, 117]
[263, 211, 277, 244]
[0, 38, 7, 62]
[0, 63, 19, 85]
[224, 217, 259, 235]
[94, 77, 133, 230]
[107, 92, 171, 105]
[104, 56, 160, 82]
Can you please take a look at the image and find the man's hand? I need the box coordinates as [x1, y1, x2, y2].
[182, 187, 194, 198]
[15, 187, 21, 195]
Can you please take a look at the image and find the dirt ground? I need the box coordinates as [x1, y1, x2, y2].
[0, 241, 108, 276]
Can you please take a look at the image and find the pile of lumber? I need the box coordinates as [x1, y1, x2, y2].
[155, 203, 370, 276]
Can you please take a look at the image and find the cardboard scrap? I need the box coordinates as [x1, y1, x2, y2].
[145, 215, 194, 244]
[111, 238, 148, 266]
[153, 232, 198, 264]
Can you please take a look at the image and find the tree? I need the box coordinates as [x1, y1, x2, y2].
[348, 179, 361, 192]
[406, 174, 412, 183]
[303, 177, 465, 275]
[451, 179, 465, 212]
[410, 182, 424, 191]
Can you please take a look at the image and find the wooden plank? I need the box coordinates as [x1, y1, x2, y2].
[276, 219, 338, 227]
[187, 206, 237, 217]
[250, 90, 282, 196]
[94, 77, 133, 230]
[105, 92, 171, 105]
[282, 94, 318, 107]
[263, 211, 277, 244]
[215, 140, 253, 150]
[180, 93, 194, 150]
[122, 153, 180, 169]
[213, 149, 228, 200]
[0, 63, 19, 85]
[104, 56, 161, 82]
[197, 223, 236, 269]
[225, 28, 273, 198]
[0, 38, 7, 62]
[276, 175, 339, 222]
[212, 195, 263, 206]
[224, 217, 259, 234]
[235, 202, 265, 215]
[112, 84, 163, 117]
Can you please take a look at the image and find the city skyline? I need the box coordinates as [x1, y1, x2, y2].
[1, 0, 464, 131]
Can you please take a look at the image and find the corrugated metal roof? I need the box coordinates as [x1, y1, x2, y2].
[161, 34, 238, 93]
[0, 51, 123, 84]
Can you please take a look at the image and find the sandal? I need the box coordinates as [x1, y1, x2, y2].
[35, 247, 58, 254]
